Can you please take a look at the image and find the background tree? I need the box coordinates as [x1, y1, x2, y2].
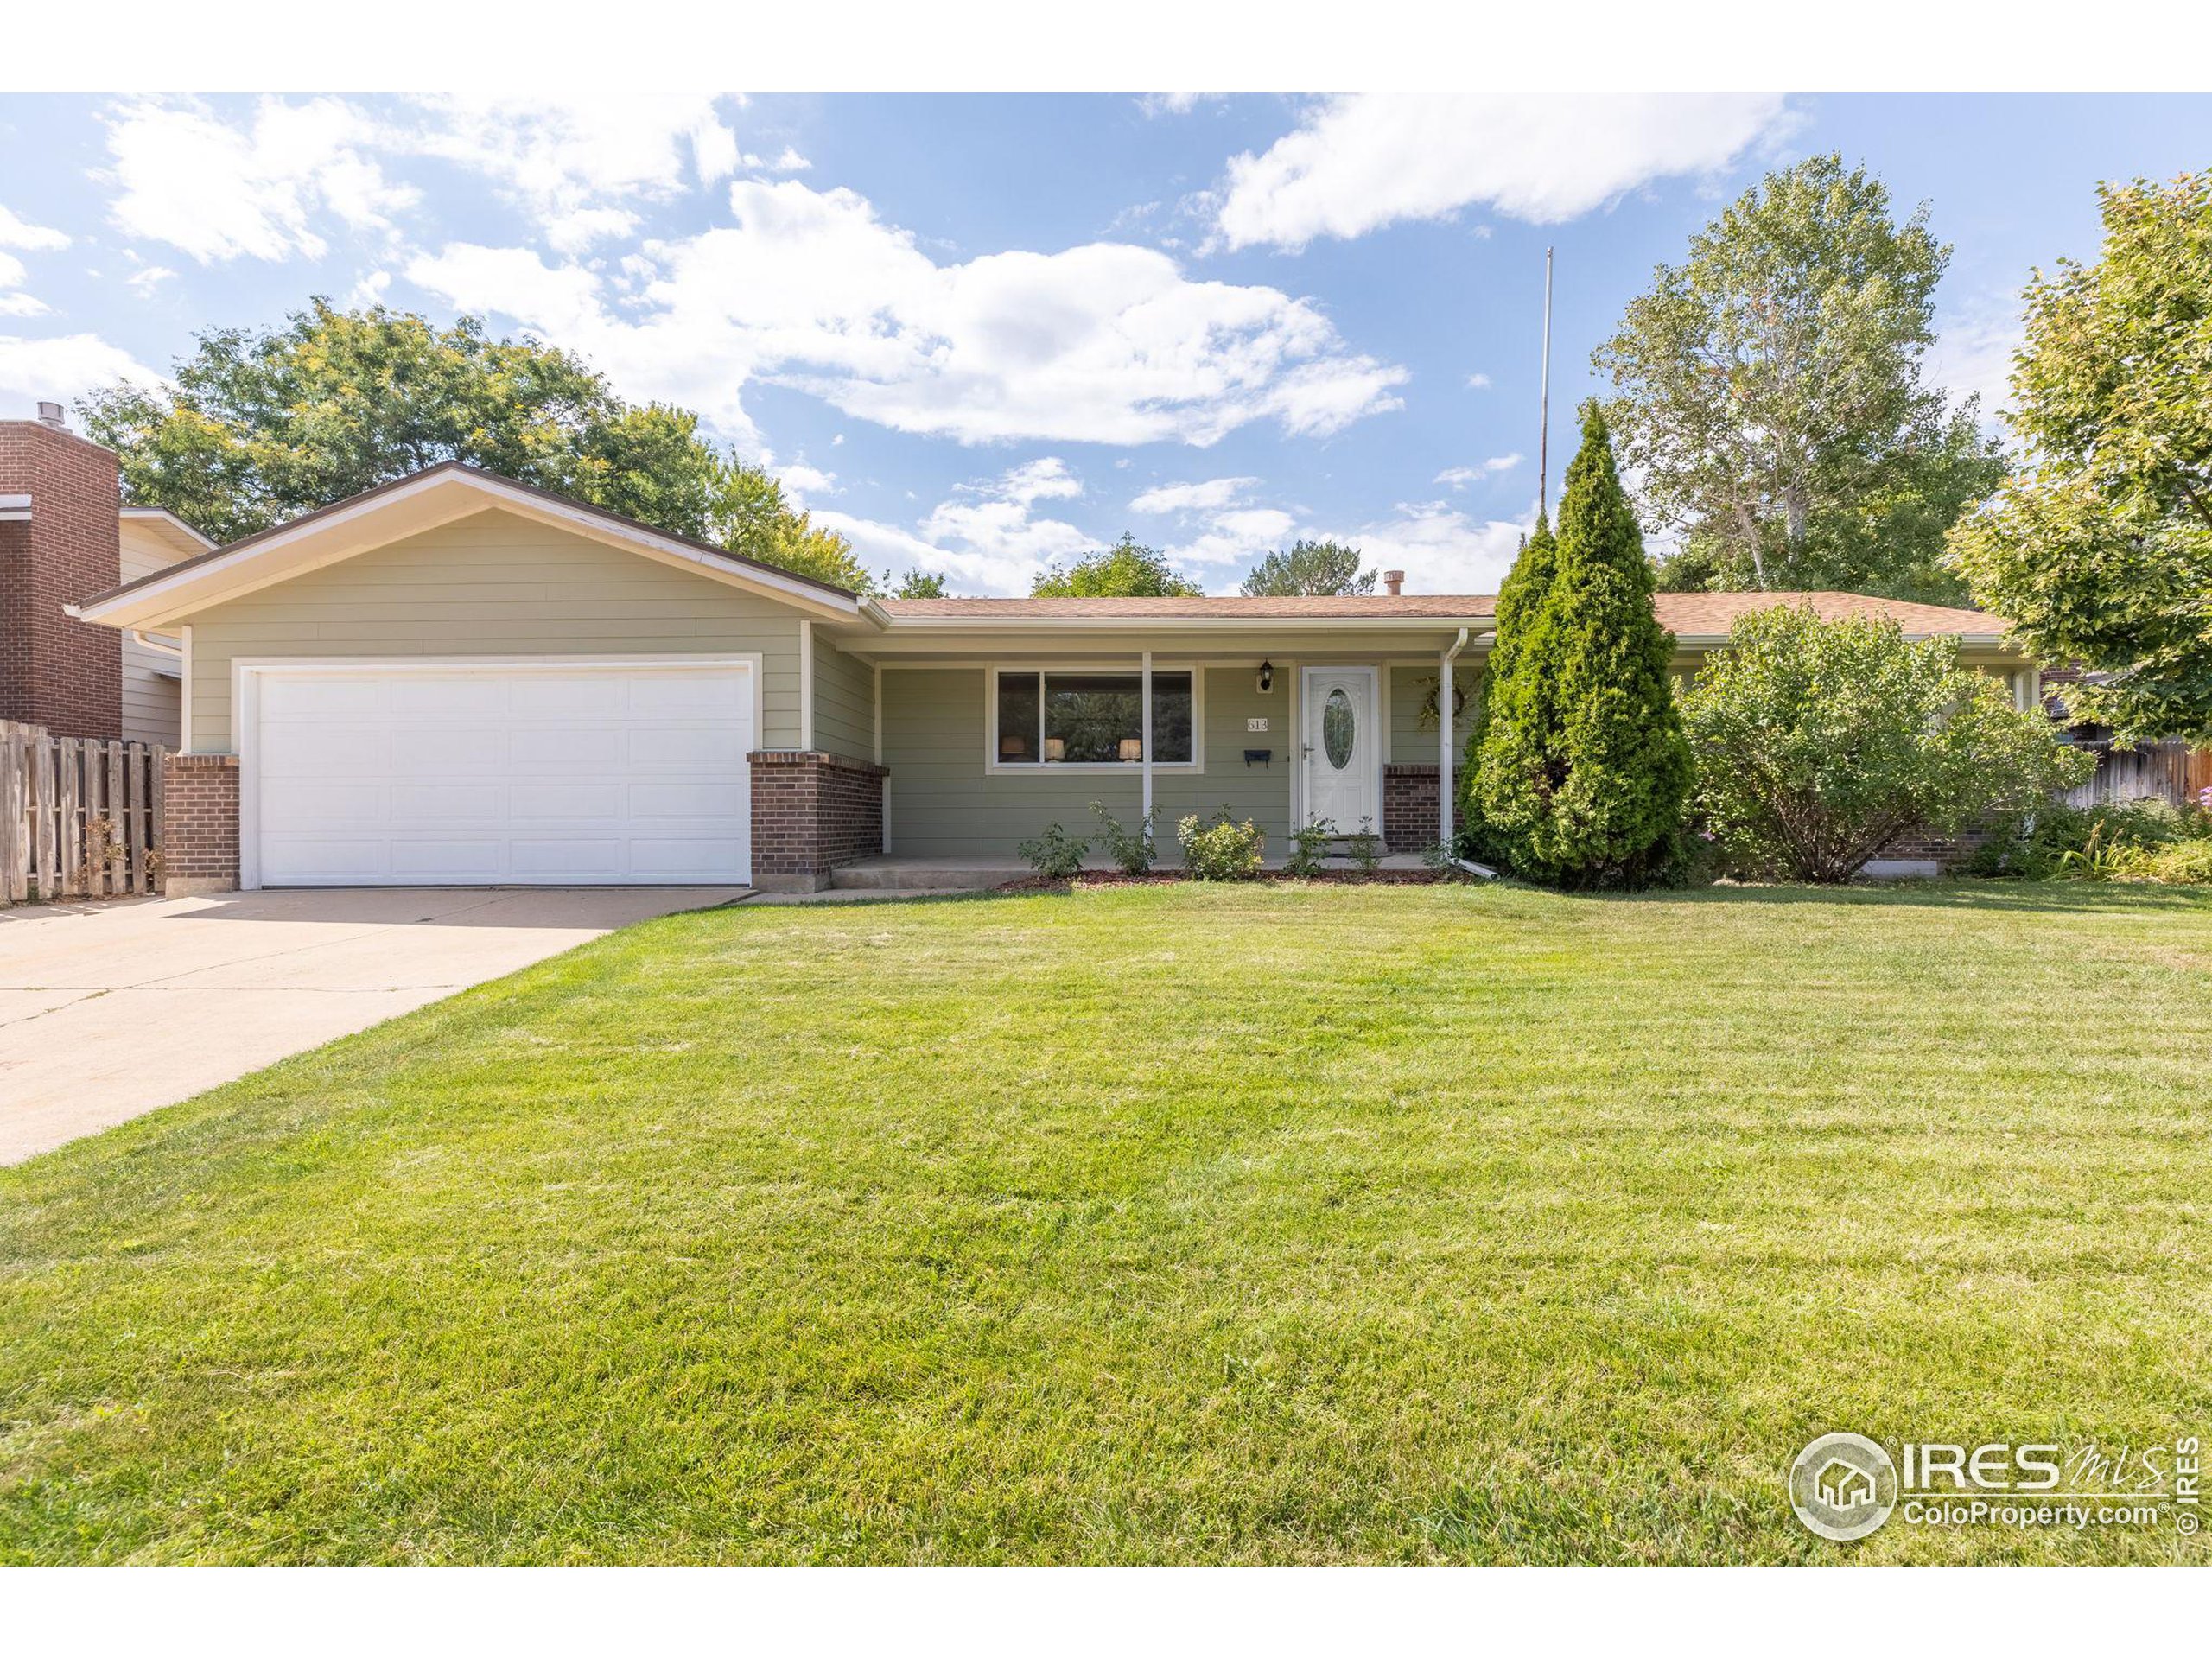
[891, 570, 950, 598]
[1681, 606, 2094, 881]
[1239, 538, 1374, 596]
[1948, 169, 2212, 743]
[1031, 533, 1203, 597]
[79, 298, 871, 590]
[1594, 154, 2005, 602]
[1472, 410, 1691, 887]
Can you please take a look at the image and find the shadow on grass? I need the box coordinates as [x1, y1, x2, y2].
[1554, 878, 2212, 917]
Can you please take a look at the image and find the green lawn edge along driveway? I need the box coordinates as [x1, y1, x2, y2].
[3, 881, 2209, 1563]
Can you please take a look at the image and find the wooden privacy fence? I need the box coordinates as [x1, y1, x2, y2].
[1, 721, 168, 905]
[2063, 739, 2212, 811]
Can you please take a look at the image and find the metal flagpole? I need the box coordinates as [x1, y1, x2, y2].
[1538, 245, 1554, 520]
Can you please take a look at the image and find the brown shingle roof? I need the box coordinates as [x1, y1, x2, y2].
[880, 589, 2010, 636]
[1651, 590, 2009, 637]
[878, 594, 1497, 620]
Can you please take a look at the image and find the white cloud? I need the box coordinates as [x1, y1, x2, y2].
[405, 95, 741, 251]
[738, 146, 811, 174]
[777, 461, 837, 502]
[1465, 372, 1492, 390]
[348, 269, 394, 308]
[1435, 454, 1521, 488]
[0, 332, 162, 413]
[408, 177, 1408, 449]
[1319, 501, 1529, 594]
[97, 95, 748, 264]
[1928, 295, 2024, 431]
[101, 97, 418, 264]
[124, 264, 177, 296]
[1212, 94, 1789, 251]
[1129, 476, 1257, 514]
[0, 205, 71, 251]
[812, 459, 1096, 595]
[0, 252, 48, 316]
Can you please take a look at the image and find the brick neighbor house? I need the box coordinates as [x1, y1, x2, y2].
[1, 405, 212, 745]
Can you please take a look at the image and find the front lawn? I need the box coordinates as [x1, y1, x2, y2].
[3, 882, 2209, 1563]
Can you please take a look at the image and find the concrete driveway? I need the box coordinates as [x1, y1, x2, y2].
[0, 887, 743, 1164]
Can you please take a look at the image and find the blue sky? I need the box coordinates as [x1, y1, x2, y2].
[2, 92, 2208, 594]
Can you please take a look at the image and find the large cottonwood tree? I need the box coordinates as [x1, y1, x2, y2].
[1595, 155, 2004, 602]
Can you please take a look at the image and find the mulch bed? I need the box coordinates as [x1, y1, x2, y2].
[995, 868, 1456, 893]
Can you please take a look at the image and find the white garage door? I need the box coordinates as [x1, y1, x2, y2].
[248, 662, 753, 886]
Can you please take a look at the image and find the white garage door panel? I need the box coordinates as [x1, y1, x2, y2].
[251, 663, 753, 887]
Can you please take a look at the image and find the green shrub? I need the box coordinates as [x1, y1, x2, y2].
[1681, 606, 2096, 883]
[1284, 817, 1335, 878]
[1967, 797, 2190, 880]
[1178, 808, 1266, 881]
[2133, 838, 2212, 884]
[1470, 408, 1691, 888]
[1017, 823, 1088, 880]
[1344, 817, 1382, 874]
[1089, 802, 1159, 874]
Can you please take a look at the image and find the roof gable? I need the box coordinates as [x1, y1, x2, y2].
[73, 462, 863, 630]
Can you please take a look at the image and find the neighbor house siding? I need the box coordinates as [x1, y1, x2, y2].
[118, 522, 183, 747]
[810, 634, 876, 764]
[179, 507, 810, 753]
[881, 664, 1294, 857]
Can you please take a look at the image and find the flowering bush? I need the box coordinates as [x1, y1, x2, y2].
[1177, 808, 1266, 881]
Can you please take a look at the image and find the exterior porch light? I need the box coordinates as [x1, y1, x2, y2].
[1256, 660, 1274, 694]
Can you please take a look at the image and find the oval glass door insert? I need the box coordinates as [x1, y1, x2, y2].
[1322, 686, 1355, 769]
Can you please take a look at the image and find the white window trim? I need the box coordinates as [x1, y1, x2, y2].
[983, 663, 1205, 775]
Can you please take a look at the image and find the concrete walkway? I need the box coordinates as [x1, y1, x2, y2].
[0, 886, 742, 1164]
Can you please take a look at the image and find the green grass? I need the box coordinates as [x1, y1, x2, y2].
[4, 881, 2210, 1564]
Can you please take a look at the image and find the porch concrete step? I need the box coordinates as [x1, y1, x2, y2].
[830, 857, 1034, 890]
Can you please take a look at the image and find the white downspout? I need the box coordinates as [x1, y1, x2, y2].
[1141, 648, 1154, 830]
[1440, 627, 1468, 848]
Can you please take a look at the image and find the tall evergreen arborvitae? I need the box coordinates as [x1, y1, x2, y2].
[1474, 407, 1693, 887]
[1462, 514, 1555, 860]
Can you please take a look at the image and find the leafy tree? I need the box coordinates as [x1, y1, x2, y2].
[1594, 154, 2005, 602]
[1032, 533, 1203, 597]
[79, 297, 871, 591]
[1240, 538, 1374, 596]
[1681, 606, 2094, 882]
[1460, 513, 1554, 850]
[1471, 410, 1691, 887]
[891, 569, 950, 598]
[1948, 169, 2212, 743]
[709, 460, 874, 593]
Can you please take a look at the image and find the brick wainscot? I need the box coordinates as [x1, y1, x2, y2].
[747, 750, 887, 893]
[1382, 763, 1461, 853]
[162, 752, 239, 896]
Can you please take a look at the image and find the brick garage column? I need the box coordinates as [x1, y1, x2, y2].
[162, 752, 239, 896]
[1382, 763, 1459, 852]
[747, 750, 888, 893]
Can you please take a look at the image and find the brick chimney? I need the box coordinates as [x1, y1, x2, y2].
[0, 410, 123, 738]
[1382, 569, 1404, 597]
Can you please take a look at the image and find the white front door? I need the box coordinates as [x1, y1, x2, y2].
[245, 661, 754, 887]
[1300, 666, 1379, 836]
